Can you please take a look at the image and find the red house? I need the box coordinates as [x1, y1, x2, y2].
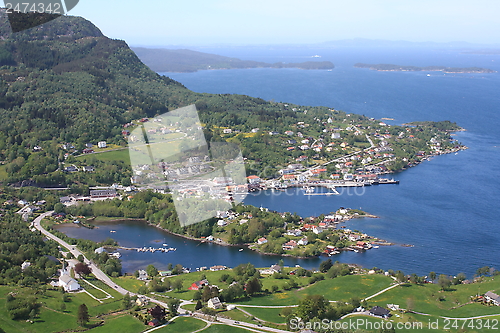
[188, 279, 209, 290]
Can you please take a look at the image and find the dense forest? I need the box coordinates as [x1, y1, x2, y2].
[132, 47, 334, 72]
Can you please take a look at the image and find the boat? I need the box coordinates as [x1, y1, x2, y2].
[312, 55, 321, 58]
[239, 248, 243, 252]
[427, 74, 431, 77]
[303, 186, 314, 193]
[373, 246, 379, 249]
[109, 230, 116, 233]
[162, 243, 168, 247]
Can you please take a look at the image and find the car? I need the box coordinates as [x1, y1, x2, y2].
[234, 321, 239, 324]
[258, 324, 262, 327]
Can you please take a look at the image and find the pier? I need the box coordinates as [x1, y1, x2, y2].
[117, 246, 177, 253]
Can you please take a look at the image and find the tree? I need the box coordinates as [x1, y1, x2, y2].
[77, 304, 89, 326]
[438, 274, 451, 291]
[122, 293, 132, 309]
[172, 279, 183, 292]
[167, 298, 180, 316]
[195, 300, 203, 310]
[202, 286, 213, 302]
[74, 263, 92, 277]
[395, 271, 406, 283]
[245, 277, 262, 296]
[149, 305, 166, 321]
[295, 294, 330, 321]
[146, 264, 158, 277]
[429, 271, 436, 282]
[77, 254, 84, 262]
[319, 259, 333, 273]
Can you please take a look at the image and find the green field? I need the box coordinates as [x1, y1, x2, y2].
[154, 316, 207, 332]
[89, 314, 145, 333]
[239, 307, 287, 323]
[78, 149, 130, 162]
[232, 274, 394, 306]
[369, 276, 500, 318]
[0, 285, 124, 333]
[200, 324, 251, 333]
[111, 276, 146, 294]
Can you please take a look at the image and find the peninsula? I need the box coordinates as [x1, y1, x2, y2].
[354, 63, 496, 73]
[132, 47, 335, 72]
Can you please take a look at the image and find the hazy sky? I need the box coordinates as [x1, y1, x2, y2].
[70, 0, 500, 46]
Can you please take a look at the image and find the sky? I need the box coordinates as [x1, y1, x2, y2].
[69, 0, 500, 46]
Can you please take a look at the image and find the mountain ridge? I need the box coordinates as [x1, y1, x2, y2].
[132, 47, 334, 72]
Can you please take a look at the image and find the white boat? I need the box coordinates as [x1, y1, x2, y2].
[427, 74, 431, 77]
[162, 243, 168, 246]
[239, 248, 243, 252]
[373, 246, 379, 249]
[110, 230, 116, 233]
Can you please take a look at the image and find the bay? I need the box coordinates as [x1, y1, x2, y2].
[57, 46, 500, 278]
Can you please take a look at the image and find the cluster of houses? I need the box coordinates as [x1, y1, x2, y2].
[255, 208, 373, 254]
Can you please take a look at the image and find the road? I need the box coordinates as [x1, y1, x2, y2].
[32, 212, 294, 332]
[31, 212, 190, 312]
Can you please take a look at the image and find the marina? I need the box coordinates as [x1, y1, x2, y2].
[119, 246, 177, 253]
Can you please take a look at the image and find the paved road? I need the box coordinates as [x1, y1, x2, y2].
[32, 212, 189, 312]
[33, 212, 295, 331]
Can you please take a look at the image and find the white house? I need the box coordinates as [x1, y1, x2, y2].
[246, 175, 262, 184]
[312, 226, 324, 234]
[98, 141, 107, 148]
[217, 220, 227, 227]
[207, 297, 222, 309]
[59, 270, 81, 292]
[485, 291, 500, 306]
[343, 174, 354, 181]
[257, 237, 268, 245]
[298, 237, 308, 246]
[287, 229, 302, 237]
[94, 247, 105, 254]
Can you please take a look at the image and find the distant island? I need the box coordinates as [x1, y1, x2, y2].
[132, 47, 335, 72]
[354, 63, 496, 73]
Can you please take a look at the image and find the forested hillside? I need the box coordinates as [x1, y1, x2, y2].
[0, 11, 348, 185]
[0, 11, 462, 187]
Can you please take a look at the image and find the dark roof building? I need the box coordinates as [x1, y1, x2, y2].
[369, 306, 391, 318]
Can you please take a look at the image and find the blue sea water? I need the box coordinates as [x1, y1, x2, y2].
[58, 47, 500, 278]
[161, 47, 500, 277]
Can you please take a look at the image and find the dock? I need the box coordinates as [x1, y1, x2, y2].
[118, 246, 177, 253]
